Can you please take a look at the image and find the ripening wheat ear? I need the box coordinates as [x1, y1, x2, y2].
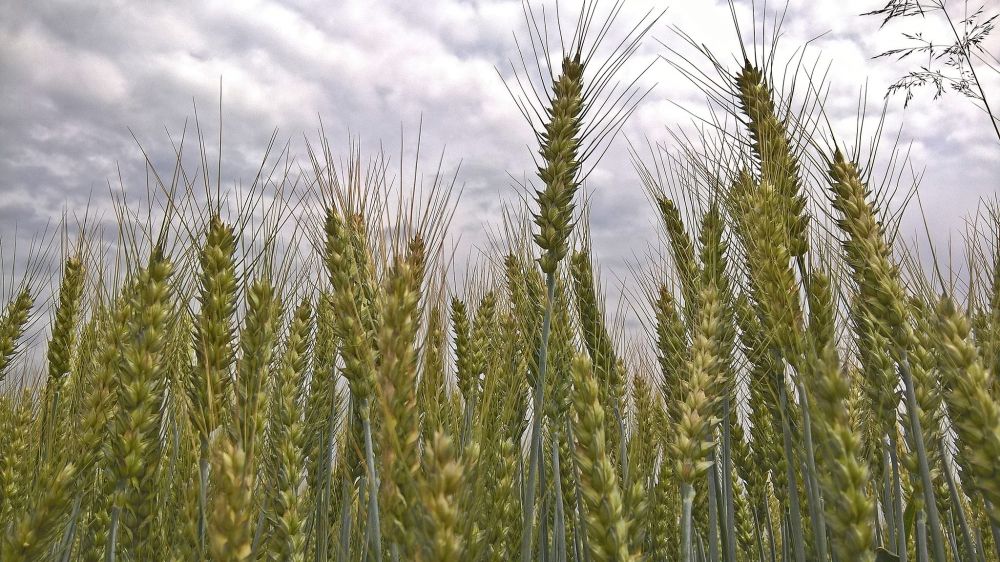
[1, 462, 76, 562]
[451, 296, 475, 440]
[471, 435, 520, 560]
[533, 52, 585, 275]
[40, 256, 86, 462]
[208, 434, 253, 562]
[827, 150, 913, 347]
[934, 295, 1000, 528]
[188, 214, 238, 553]
[504, 253, 543, 379]
[653, 285, 687, 423]
[672, 282, 724, 562]
[739, 181, 804, 360]
[802, 272, 875, 562]
[323, 209, 376, 406]
[571, 250, 625, 451]
[625, 374, 657, 548]
[828, 148, 950, 558]
[189, 215, 238, 436]
[571, 355, 636, 562]
[734, 60, 810, 258]
[235, 276, 282, 463]
[376, 237, 426, 557]
[469, 290, 496, 395]
[0, 389, 36, 528]
[0, 289, 33, 382]
[67, 301, 128, 556]
[266, 297, 313, 562]
[45, 256, 86, 389]
[106, 247, 174, 561]
[545, 276, 574, 426]
[655, 197, 700, 319]
[420, 431, 464, 562]
[519, 21, 591, 557]
[417, 301, 447, 436]
[323, 207, 383, 556]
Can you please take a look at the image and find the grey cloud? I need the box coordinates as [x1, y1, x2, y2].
[1, 0, 998, 320]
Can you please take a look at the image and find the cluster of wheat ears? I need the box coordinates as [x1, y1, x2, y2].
[1, 2, 999, 562]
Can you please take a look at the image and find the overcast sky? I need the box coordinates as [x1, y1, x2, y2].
[2, 0, 998, 306]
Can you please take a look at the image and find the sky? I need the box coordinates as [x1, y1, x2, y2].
[1, 0, 998, 314]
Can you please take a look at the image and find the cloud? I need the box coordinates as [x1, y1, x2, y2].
[1, 0, 997, 315]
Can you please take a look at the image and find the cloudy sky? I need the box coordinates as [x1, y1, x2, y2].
[2, 0, 998, 302]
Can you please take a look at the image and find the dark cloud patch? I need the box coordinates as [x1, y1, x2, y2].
[1, 0, 997, 318]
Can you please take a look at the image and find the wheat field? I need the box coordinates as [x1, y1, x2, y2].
[0, 2, 999, 562]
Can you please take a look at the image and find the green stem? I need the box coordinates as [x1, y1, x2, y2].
[708, 463, 720, 562]
[778, 380, 806, 562]
[540, 460, 550, 562]
[362, 409, 383, 562]
[58, 494, 83, 562]
[199, 440, 209, 555]
[552, 438, 567, 562]
[337, 475, 353, 562]
[796, 383, 828, 561]
[898, 355, 947, 562]
[721, 398, 736, 562]
[883, 443, 896, 549]
[682, 482, 696, 562]
[945, 509, 962, 562]
[106, 486, 122, 562]
[916, 509, 929, 562]
[521, 273, 556, 561]
[763, 505, 777, 562]
[751, 507, 766, 562]
[941, 440, 978, 562]
[889, 432, 907, 562]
